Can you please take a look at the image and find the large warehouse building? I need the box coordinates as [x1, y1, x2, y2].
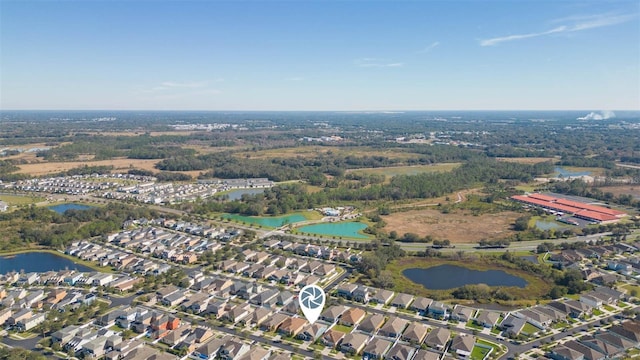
[511, 193, 627, 224]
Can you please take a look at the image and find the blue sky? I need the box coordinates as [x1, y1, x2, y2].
[1, 0, 639, 110]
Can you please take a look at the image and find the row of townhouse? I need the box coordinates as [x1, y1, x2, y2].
[263, 237, 363, 263]
[51, 323, 179, 360]
[105, 181, 220, 204]
[546, 319, 640, 360]
[500, 286, 624, 337]
[335, 285, 452, 320]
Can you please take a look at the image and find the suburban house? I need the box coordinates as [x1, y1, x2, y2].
[362, 337, 393, 360]
[321, 305, 347, 323]
[386, 343, 417, 360]
[390, 293, 413, 309]
[451, 305, 475, 322]
[450, 335, 475, 358]
[379, 316, 409, 338]
[474, 311, 501, 328]
[322, 329, 346, 348]
[370, 289, 395, 305]
[339, 307, 366, 327]
[358, 314, 386, 334]
[402, 323, 429, 344]
[410, 297, 432, 313]
[339, 332, 369, 355]
[277, 317, 307, 337]
[427, 301, 449, 320]
[297, 323, 327, 342]
[424, 328, 450, 351]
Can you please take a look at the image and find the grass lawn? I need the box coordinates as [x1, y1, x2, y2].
[490, 327, 501, 335]
[331, 324, 353, 333]
[471, 345, 491, 360]
[603, 304, 616, 312]
[0, 194, 45, 205]
[467, 321, 485, 330]
[522, 323, 540, 335]
[592, 309, 603, 316]
[618, 301, 630, 308]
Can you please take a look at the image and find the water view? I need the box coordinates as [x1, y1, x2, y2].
[403, 264, 528, 290]
[554, 166, 592, 177]
[0, 252, 93, 274]
[535, 220, 562, 231]
[298, 222, 370, 239]
[49, 203, 94, 214]
[223, 213, 307, 227]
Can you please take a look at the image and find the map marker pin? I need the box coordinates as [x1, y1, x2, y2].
[298, 284, 325, 324]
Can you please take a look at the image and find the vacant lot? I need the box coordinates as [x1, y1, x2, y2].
[346, 163, 460, 179]
[237, 146, 421, 161]
[383, 209, 519, 243]
[496, 157, 557, 164]
[18, 158, 161, 175]
[0, 194, 45, 205]
[598, 185, 640, 200]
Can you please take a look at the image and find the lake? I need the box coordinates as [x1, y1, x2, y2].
[0, 252, 93, 274]
[223, 213, 307, 227]
[554, 166, 592, 177]
[535, 220, 562, 230]
[403, 264, 528, 290]
[298, 222, 370, 239]
[49, 203, 94, 214]
[223, 188, 265, 201]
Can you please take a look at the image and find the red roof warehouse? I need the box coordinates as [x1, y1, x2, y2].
[511, 194, 627, 224]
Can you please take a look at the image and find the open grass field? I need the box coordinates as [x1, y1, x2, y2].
[382, 209, 519, 243]
[0, 194, 45, 205]
[17, 158, 162, 175]
[496, 157, 557, 164]
[597, 185, 640, 200]
[346, 163, 460, 179]
[236, 145, 422, 161]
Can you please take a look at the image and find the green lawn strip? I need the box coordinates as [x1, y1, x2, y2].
[618, 301, 630, 308]
[466, 321, 485, 330]
[471, 345, 491, 360]
[490, 327, 501, 335]
[602, 304, 615, 312]
[331, 324, 353, 333]
[0, 194, 45, 205]
[522, 323, 540, 335]
[592, 309, 603, 316]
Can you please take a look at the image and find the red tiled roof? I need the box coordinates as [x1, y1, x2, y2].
[511, 194, 626, 223]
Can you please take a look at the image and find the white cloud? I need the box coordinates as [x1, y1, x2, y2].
[418, 41, 440, 53]
[354, 58, 404, 67]
[577, 110, 616, 120]
[480, 13, 636, 46]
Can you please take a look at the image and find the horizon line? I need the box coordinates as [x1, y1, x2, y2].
[2, 109, 639, 112]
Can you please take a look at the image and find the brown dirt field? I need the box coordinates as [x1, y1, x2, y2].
[597, 185, 640, 200]
[496, 157, 557, 164]
[383, 209, 520, 243]
[18, 158, 161, 175]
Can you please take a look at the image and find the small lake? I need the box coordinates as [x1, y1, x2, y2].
[297, 222, 370, 239]
[49, 203, 94, 214]
[554, 166, 592, 177]
[403, 264, 528, 290]
[223, 213, 307, 228]
[535, 220, 562, 230]
[223, 188, 265, 201]
[0, 252, 93, 274]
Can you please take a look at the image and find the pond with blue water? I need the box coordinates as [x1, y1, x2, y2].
[48, 203, 94, 214]
[297, 222, 370, 239]
[554, 167, 592, 177]
[403, 264, 528, 290]
[0, 252, 93, 274]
